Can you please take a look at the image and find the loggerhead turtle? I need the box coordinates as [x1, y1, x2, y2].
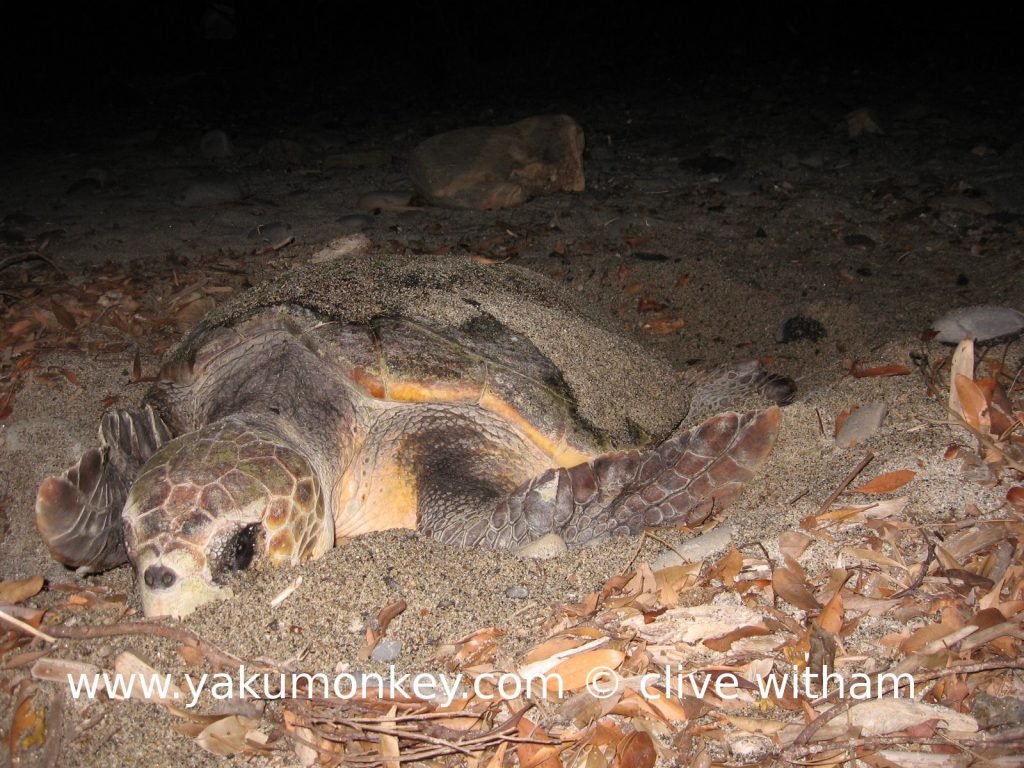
[36, 256, 792, 617]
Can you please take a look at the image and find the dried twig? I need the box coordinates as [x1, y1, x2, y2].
[0, 606, 56, 642]
[815, 451, 874, 516]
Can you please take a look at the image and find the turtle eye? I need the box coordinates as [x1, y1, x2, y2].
[228, 524, 260, 571]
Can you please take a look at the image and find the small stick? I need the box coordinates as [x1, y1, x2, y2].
[39, 620, 256, 671]
[0, 607, 56, 643]
[815, 451, 874, 517]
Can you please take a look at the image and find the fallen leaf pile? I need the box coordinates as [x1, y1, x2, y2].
[2, 254, 1023, 766]
[0, 253, 251, 422]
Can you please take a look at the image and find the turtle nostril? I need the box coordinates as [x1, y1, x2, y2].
[143, 565, 178, 590]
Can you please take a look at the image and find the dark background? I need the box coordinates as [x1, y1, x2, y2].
[2, 1, 1021, 144]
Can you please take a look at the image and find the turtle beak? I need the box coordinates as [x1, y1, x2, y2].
[134, 548, 233, 618]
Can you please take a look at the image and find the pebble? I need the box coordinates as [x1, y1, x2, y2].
[200, 129, 233, 160]
[370, 639, 402, 662]
[930, 306, 1024, 343]
[178, 178, 244, 207]
[505, 586, 530, 600]
[516, 532, 567, 559]
[777, 315, 827, 343]
[835, 401, 887, 449]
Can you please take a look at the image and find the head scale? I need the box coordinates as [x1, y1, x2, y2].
[124, 418, 333, 617]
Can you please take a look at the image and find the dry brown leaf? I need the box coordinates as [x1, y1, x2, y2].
[1007, 487, 1024, 512]
[713, 547, 744, 584]
[49, 299, 77, 330]
[611, 730, 657, 768]
[9, 697, 45, 755]
[378, 705, 400, 767]
[703, 624, 771, 652]
[848, 363, 910, 378]
[485, 741, 509, 768]
[524, 635, 593, 664]
[817, 590, 844, 634]
[819, 497, 909, 525]
[195, 715, 264, 757]
[778, 531, 811, 560]
[955, 373, 989, 430]
[842, 546, 910, 571]
[283, 708, 318, 767]
[516, 719, 563, 768]
[177, 645, 205, 666]
[949, 338, 974, 418]
[772, 567, 821, 610]
[832, 407, 851, 438]
[547, 648, 625, 693]
[844, 699, 977, 735]
[0, 574, 44, 604]
[849, 470, 916, 494]
[113, 651, 183, 703]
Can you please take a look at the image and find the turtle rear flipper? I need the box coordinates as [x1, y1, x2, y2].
[36, 406, 171, 571]
[444, 408, 779, 549]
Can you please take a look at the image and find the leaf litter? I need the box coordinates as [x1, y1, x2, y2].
[2, 257, 1024, 767]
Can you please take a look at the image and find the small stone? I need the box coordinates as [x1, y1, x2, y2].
[835, 401, 887, 449]
[516, 533, 567, 559]
[370, 639, 402, 662]
[335, 214, 374, 233]
[200, 130, 233, 160]
[847, 107, 884, 138]
[409, 114, 585, 210]
[505, 586, 529, 600]
[178, 178, 244, 207]
[930, 306, 1024, 343]
[777, 315, 827, 343]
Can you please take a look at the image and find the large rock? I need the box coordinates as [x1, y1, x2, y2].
[408, 114, 585, 210]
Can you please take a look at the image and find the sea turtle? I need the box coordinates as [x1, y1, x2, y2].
[36, 255, 792, 617]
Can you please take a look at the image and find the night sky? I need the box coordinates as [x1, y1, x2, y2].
[2, 2, 1020, 143]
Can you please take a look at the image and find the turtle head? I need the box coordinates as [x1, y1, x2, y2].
[124, 418, 334, 618]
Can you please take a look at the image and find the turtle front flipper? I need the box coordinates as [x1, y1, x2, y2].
[36, 406, 172, 572]
[435, 408, 779, 549]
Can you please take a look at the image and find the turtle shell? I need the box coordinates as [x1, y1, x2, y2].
[153, 255, 689, 451]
